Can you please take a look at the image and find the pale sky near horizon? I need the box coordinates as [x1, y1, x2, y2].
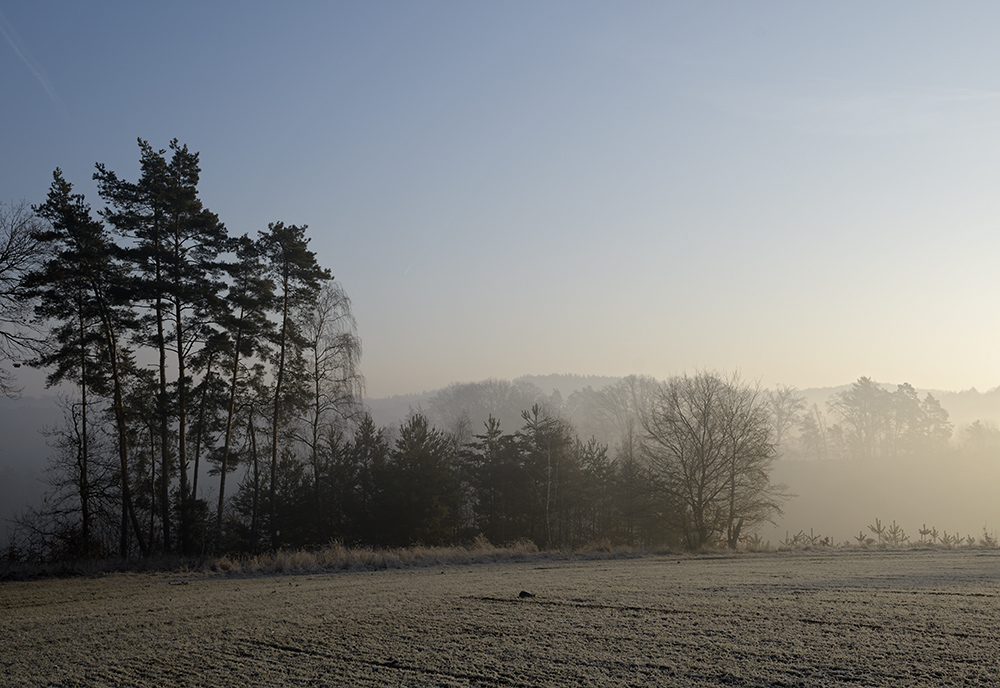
[4, 2, 1000, 398]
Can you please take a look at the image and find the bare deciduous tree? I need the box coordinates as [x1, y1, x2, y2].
[593, 375, 660, 445]
[10, 395, 119, 560]
[798, 403, 829, 460]
[766, 384, 807, 452]
[0, 199, 44, 396]
[642, 372, 785, 550]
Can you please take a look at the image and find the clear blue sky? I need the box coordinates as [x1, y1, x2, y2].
[5, 2, 1000, 397]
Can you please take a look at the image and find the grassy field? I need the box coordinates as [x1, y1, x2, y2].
[3, 548, 1000, 686]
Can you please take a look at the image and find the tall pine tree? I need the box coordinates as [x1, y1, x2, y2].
[258, 222, 331, 549]
[96, 139, 228, 553]
[30, 170, 148, 557]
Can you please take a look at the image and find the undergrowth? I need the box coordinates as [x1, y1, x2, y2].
[7, 523, 998, 580]
[764, 519, 1000, 552]
[0, 535, 657, 581]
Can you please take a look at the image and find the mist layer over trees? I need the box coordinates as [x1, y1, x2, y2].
[5, 141, 998, 564]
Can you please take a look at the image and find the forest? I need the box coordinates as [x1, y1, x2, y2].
[0, 140, 973, 564]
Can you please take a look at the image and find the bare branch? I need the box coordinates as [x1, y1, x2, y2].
[0, 199, 45, 396]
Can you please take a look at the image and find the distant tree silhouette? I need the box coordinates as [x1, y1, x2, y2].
[14, 397, 123, 560]
[828, 377, 953, 460]
[428, 378, 545, 448]
[797, 404, 829, 461]
[576, 436, 615, 544]
[611, 420, 664, 547]
[766, 385, 807, 453]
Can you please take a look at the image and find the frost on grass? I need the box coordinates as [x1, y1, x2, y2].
[3, 548, 1000, 686]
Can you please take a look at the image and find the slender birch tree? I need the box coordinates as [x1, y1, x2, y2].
[297, 280, 363, 523]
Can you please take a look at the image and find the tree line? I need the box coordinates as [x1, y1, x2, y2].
[8, 140, 968, 562]
[4, 139, 363, 560]
[231, 371, 786, 554]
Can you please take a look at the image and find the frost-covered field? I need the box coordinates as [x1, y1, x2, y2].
[3, 548, 1000, 686]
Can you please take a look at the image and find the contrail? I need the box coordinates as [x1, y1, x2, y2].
[0, 10, 67, 118]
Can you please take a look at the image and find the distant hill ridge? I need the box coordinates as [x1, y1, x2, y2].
[513, 373, 621, 395]
[365, 374, 1000, 431]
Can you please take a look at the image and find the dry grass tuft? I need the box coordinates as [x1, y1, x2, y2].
[221, 537, 550, 577]
[1, 537, 656, 581]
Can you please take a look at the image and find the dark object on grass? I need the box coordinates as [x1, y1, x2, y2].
[518, 590, 535, 598]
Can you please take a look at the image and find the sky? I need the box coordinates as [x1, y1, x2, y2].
[4, 2, 1000, 398]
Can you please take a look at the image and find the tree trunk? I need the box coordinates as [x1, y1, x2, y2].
[103, 315, 148, 558]
[155, 291, 171, 553]
[268, 269, 290, 550]
[174, 296, 190, 538]
[249, 407, 260, 553]
[215, 324, 243, 550]
[78, 308, 91, 554]
[192, 350, 215, 500]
